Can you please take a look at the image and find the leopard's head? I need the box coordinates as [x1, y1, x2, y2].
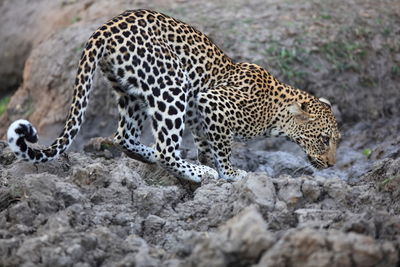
[286, 97, 340, 169]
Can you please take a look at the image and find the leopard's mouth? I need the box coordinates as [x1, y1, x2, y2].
[307, 156, 327, 169]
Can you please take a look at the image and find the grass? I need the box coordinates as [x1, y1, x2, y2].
[382, 26, 392, 37]
[391, 65, 400, 77]
[381, 175, 400, 190]
[383, 175, 400, 184]
[320, 13, 332, 20]
[0, 96, 11, 116]
[362, 148, 372, 158]
[0, 95, 34, 118]
[320, 40, 366, 73]
[242, 18, 254, 24]
[70, 16, 81, 24]
[263, 40, 309, 85]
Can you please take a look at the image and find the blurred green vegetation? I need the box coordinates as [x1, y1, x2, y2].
[0, 96, 11, 116]
[362, 148, 372, 158]
[264, 40, 309, 85]
[71, 16, 81, 24]
[320, 41, 367, 73]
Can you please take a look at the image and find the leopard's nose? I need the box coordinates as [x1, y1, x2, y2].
[326, 157, 336, 167]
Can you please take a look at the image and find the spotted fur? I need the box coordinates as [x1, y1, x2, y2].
[7, 9, 340, 182]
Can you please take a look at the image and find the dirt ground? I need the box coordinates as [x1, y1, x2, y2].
[0, 0, 399, 266]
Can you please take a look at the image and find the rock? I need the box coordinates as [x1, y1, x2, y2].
[364, 158, 400, 197]
[184, 205, 274, 267]
[275, 176, 304, 209]
[0, 141, 16, 166]
[142, 215, 167, 243]
[295, 208, 343, 229]
[253, 151, 313, 177]
[233, 173, 276, 213]
[323, 178, 351, 206]
[219, 206, 274, 259]
[118, 236, 161, 267]
[55, 181, 85, 207]
[83, 136, 122, 159]
[0, 0, 64, 92]
[132, 185, 185, 217]
[71, 163, 109, 187]
[301, 178, 321, 202]
[6, 201, 37, 227]
[256, 228, 398, 267]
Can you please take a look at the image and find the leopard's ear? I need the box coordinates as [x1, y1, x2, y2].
[319, 97, 331, 108]
[288, 102, 315, 122]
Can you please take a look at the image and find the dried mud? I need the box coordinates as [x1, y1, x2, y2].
[1, 131, 400, 267]
[0, 0, 399, 266]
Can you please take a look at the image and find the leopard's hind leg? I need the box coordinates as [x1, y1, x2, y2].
[186, 94, 214, 167]
[114, 93, 156, 163]
[101, 56, 156, 163]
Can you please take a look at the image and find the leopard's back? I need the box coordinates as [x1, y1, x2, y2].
[100, 10, 233, 95]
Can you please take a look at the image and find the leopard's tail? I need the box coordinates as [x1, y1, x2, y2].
[7, 30, 106, 163]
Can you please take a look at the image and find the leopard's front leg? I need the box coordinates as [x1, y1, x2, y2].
[197, 90, 247, 181]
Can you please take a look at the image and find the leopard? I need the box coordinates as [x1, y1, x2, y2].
[7, 9, 340, 183]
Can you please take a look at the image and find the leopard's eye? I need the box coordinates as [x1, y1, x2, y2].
[321, 136, 330, 146]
